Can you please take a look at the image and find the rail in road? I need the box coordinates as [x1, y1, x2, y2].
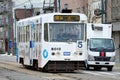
[0, 54, 120, 80]
[81, 70, 120, 79]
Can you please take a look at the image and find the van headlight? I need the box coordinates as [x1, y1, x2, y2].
[110, 56, 115, 62]
[88, 55, 94, 61]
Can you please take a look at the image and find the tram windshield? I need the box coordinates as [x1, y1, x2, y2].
[89, 38, 115, 52]
[48, 23, 85, 42]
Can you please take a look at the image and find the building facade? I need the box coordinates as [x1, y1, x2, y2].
[60, 0, 88, 14]
[105, 0, 111, 23]
[87, 0, 102, 23]
[111, 0, 120, 62]
[0, 0, 13, 54]
[61, 0, 102, 23]
[105, 0, 120, 62]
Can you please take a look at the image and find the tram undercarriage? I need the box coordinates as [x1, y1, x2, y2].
[42, 61, 86, 72]
[19, 57, 86, 72]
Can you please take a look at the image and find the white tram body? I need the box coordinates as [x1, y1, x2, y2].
[17, 13, 87, 71]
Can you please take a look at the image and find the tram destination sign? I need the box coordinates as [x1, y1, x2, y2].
[54, 15, 80, 21]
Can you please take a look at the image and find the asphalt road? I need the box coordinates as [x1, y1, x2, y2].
[0, 54, 120, 80]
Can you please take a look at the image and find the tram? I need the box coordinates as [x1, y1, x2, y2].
[16, 12, 87, 72]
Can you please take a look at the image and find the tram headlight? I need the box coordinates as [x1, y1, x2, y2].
[88, 55, 94, 61]
[74, 52, 82, 56]
[56, 52, 61, 55]
[74, 52, 78, 55]
[110, 56, 115, 62]
[79, 52, 82, 55]
[51, 52, 61, 56]
[51, 52, 55, 56]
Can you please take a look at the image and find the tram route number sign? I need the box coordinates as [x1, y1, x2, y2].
[54, 15, 80, 21]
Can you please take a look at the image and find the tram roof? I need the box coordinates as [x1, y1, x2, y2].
[17, 12, 87, 25]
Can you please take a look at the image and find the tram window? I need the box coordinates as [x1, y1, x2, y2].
[23, 34, 24, 42]
[25, 26, 27, 42]
[28, 26, 30, 42]
[36, 24, 39, 42]
[20, 27, 22, 42]
[22, 27, 24, 42]
[18, 27, 20, 42]
[26, 25, 30, 42]
[21, 27, 23, 42]
[34, 30, 35, 41]
[19, 27, 20, 42]
[44, 23, 48, 41]
[39, 24, 42, 42]
[21, 27, 22, 42]
[24, 26, 26, 42]
[23, 26, 25, 42]
[26, 26, 27, 42]
[20, 27, 21, 42]
[35, 24, 38, 42]
[34, 25, 36, 42]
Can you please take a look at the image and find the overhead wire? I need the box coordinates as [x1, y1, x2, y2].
[14, 0, 30, 7]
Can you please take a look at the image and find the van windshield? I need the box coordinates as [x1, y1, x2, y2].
[89, 38, 115, 52]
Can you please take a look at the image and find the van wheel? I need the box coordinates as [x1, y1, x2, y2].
[33, 60, 39, 70]
[107, 66, 113, 71]
[86, 66, 90, 70]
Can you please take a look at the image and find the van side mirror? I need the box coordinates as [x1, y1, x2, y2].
[119, 44, 120, 48]
[115, 44, 120, 50]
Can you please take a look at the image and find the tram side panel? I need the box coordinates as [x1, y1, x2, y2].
[17, 13, 88, 71]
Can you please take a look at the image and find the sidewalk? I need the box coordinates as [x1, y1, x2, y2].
[0, 53, 16, 62]
[114, 63, 120, 69]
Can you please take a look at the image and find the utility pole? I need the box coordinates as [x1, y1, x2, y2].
[24, 5, 26, 18]
[54, 0, 57, 12]
[43, 0, 54, 13]
[58, 0, 61, 12]
[14, 9, 18, 61]
[101, 0, 104, 23]
[28, 0, 33, 16]
[7, 0, 13, 55]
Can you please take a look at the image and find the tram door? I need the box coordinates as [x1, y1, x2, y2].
[29, 23, 35, 65]
[24, 24, 34, 65]
[24, 25, 30, 65]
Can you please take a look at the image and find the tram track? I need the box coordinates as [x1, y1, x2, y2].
[1, 60, 117, 80]
[0, 60, 81, 80]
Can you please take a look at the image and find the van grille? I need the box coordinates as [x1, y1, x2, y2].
[94, 56, 111, 61]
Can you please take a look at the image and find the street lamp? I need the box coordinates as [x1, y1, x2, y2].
[24, 5, 26, 18]
[7, 13, 11, 55]
[58, 0, 61, 12]
[64, 3, 68, 10]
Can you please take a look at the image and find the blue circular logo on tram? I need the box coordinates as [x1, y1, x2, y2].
[78, 41, 83, 48]
[43, 49, 48, 59]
